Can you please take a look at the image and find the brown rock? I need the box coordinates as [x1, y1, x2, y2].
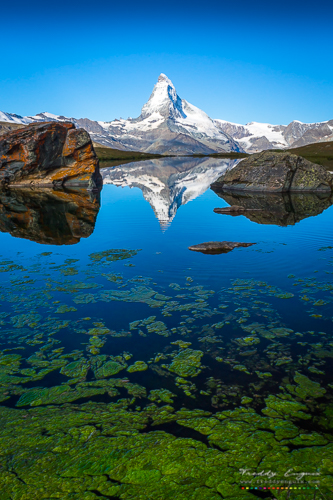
[188, 241, 256, 254]
[0, 121, 102, 189]
[212, 151, 333, 192]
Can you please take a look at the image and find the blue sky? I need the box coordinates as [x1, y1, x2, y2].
[1, 0, 332, 124]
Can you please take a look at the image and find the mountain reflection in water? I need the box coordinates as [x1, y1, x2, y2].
[0, 188, 100, 245]
[211, 188, 333, 226]
[101, 157, 240, 228]
[1, 157, 332, 246]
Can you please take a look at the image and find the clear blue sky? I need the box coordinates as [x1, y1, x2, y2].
[1, 0, 332, 125]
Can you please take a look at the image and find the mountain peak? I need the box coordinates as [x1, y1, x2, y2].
[157, 73, 173, 86]
[140, 73, 185, 120]
[0, 74, 243, 154]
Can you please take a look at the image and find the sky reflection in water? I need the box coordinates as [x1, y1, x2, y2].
[0, 157, 332, 498]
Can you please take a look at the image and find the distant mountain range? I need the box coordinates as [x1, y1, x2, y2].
[214, 119, 333, 153]
[1, 74, 332, 154]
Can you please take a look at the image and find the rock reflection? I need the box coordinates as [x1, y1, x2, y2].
[0, 188, 100, 244]
[211, 188, 333, 226]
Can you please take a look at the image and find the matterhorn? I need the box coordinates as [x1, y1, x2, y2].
[1, 73, 332, 153]
[97, 73, 242, 154]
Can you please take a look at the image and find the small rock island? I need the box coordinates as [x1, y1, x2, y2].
[212, 151, 333, 192]
[188, 241, 256, 254]
[0, 122, 102, 189]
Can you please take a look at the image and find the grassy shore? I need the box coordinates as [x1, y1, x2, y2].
[286, 141, 333, 171]
[95, 144, 248, 168]
[0, 121, 26, 136]
[94, 145, 167, 166]
[192, 152, 248, 159]
[94, 146, 172, 169]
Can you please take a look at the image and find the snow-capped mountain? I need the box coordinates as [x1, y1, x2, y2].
[0, 75, 241, 155]
[0, 111, 33, 125]
[0, 111, 130, 151]
[97, 74, 241, 154]
[102, 156, 239, 228]
[214, 119, 333, 152]
[1, 73, 332, 153]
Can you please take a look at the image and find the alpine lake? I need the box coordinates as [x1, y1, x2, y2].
[0, 156, 333, 500]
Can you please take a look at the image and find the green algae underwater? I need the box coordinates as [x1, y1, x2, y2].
[0, 182, 333, 499]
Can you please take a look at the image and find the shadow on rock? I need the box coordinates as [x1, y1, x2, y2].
[211, 188, 333, 226]
[0, 187, 100, 245]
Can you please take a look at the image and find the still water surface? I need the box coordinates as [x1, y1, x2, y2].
[0, 157, 332, 499]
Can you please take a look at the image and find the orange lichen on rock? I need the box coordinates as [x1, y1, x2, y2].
[0, 122, 102, 189]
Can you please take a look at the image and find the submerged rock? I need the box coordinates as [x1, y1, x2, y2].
[0, 121, 102, 188]
[212, 151, 333, 192]
[188, 241, 256, 254]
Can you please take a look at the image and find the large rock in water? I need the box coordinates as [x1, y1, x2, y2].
[0, 122, 102, 189]
[212, 151, 333, 192]
[188, 241, 256, 254]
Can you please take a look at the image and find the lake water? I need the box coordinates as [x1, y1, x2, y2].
[0, 157, 333, 499]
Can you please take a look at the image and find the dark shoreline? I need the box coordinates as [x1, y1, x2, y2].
[96, 142, 333, 171]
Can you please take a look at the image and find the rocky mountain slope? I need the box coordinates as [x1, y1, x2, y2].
[1, 74, 332, 154]
[214, 119, 333, 153]
[0, 76, 241, 155]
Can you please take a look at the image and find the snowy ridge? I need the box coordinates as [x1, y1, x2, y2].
[140, 73, 185, 120]
[214, 118, 333, 152]
[0, 74, 241, 154]
[96, 74, 241, 154]
[0, 111, 33, 125]
[1, 73, 332, 152]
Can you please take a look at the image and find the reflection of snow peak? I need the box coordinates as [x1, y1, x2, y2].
[102, 157, 240, 229]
